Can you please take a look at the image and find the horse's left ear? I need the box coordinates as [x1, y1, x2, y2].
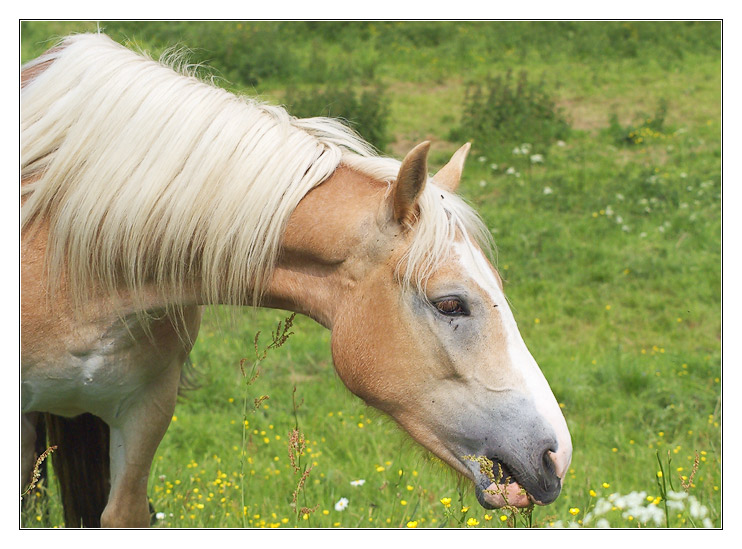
[433, 142, 471, 192]
[393, 141, 431, 226]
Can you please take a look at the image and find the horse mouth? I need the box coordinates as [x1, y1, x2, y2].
[471, 456, 533, 509]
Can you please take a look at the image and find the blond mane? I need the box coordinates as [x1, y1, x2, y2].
[21, 33, 492, 311]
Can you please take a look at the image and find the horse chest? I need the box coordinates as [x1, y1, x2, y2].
[21, 312, 183, 423]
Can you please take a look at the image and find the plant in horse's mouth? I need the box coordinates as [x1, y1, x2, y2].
[463, 454, 534, 528]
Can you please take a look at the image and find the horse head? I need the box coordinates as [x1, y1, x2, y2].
[273, 142, 572, 508]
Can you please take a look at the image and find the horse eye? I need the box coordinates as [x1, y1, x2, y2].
[434, 298, 467, 316]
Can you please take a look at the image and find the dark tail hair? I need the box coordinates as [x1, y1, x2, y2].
[45, 413, 110, 527]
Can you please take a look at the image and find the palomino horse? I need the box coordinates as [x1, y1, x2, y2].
[21, 33, 572, 527]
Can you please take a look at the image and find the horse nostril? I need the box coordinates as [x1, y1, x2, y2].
[541, 448, 557, 477]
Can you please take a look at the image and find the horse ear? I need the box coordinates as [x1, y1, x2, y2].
[433, 142, 471, 192]
[393, 141, 431, 226]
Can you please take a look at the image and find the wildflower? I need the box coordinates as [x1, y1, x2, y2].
[334, 497, 349, 511]
[506, 166, 516, 175]
[543, 186, 553, 195]
[350, 479, 366, 487]
[406, 520, 418, 528]
[467, 518, 480, 527]
[478, 156, 487, 163]
[400, 500, 408, 506]
[490, 163, 498, 170]
[375, 466, 385, 472]
[461, 506, 470, 513]
[530, 154, 544, 164]
[440, 497, 452, 508]
[484, 514, 492, 521]
[500, 515, 508, 522]
[557, 140, 566, 147]
[569, 508, 580, 516]
[155, 512, 165, 521]
[589, 490, 597, 497]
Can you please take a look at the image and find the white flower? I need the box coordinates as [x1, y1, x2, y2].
[703, 518, 713, 528]
[615, 215, 623, 224]
[512, 147, 522, 155]
[616, 193, 625, 201]
[479, 180, 487, 187]
[557, 140, 566, 147]
[680, 172, 687, 178]
[605, 206, 613, 216]
[622, 225, 630, 232]
[155, 512, 165, 521]
[506, 166, 516, 175]
[335, 497, 349, 511]
[490, 163, 498, 170]
[478, 156, 487, 162]
[530, 154, 544, 164]
[543, 186, 553, 195]
[596, 518, 611, 528]
[639, 232, 647, 238]
[350, 479, 366, 487]
[520, 143, 532, 154]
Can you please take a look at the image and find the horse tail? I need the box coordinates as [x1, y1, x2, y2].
[45, 413, 110, 527]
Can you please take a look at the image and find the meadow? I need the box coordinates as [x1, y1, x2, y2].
[20, 21, 721, 528]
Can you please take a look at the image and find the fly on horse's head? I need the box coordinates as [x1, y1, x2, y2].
[21, 33, 571, 527]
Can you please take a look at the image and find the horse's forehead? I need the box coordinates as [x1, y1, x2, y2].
[429, 234, 502, 294]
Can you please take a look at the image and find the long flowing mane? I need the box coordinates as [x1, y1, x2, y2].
[21, 33, 492, 310]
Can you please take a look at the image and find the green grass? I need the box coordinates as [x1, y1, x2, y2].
[20, 21, 720, 528]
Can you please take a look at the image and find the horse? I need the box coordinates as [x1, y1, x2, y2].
[20, 33, 572, 528]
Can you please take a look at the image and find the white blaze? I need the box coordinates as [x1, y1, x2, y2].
[454, 239, 572, 478]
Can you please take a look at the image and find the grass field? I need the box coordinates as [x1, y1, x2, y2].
[20, 21, 721, 528]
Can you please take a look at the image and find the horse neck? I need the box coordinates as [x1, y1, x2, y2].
[260, 166, 390, 329]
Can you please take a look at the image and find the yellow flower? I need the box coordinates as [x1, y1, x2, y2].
[500, 515, 508, 522]
[406, 520, 418, 528]
[400, 500, 407, 506]
[589, 489, 597, 497]
[461, 506, 470, 513]
[440, 497, 452, 508]
[602, 482, 610, 488]
[569, 507, 580, 516]
[376, 466, 385, 472]
[484, 514, 492, 521]
[467, 518, 480, 527]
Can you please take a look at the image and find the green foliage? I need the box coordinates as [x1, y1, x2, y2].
[285, 85, 391, 151]
[451, 70, 570, 157]
[607, 99, 670, 146]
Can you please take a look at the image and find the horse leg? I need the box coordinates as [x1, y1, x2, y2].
[99, 361, 181, 528]
[21, 412, 40, 490]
